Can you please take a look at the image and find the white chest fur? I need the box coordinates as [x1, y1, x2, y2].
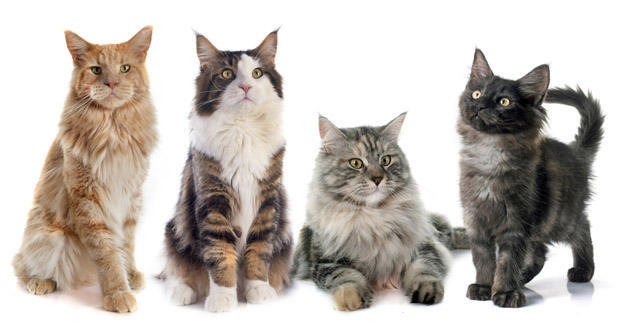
[189, 104, 284, 250]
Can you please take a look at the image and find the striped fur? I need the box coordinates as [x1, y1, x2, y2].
[162, 31, 292, 312]
[292, 115, 465, 311]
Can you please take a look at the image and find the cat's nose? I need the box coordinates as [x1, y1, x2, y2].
[105, 81, 119, 90]
[371, 176, 383, 185]
[239, 84, 252, 94]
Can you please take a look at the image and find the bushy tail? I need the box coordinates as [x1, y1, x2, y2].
[545, 86, 604, 162]
[429, 214, 470, 250]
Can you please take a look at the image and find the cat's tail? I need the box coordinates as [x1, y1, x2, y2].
[545, 86, 604, 163]
[429, 214, 470, 250]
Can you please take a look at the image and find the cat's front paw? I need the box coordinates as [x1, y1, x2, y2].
[205, 286, 237, 313]
[166, 277, 198, 306]
[128, 270, 145, 290]
[466, 283, 491, 301]
[102, 290, 137, 313]
[333, 284, 370, 311]
[492, 289, 526, 308]
[245, 280, 278, 304]
[24, 278, 57, 295]
[409, 279, 444, 305]
[568, 267, 594, 283]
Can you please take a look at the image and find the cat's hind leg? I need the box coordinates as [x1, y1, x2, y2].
[567, 217, 595, 282]
[13, 210, 91, 294]
[402, 240, 450, 305]
[162, 252, 208, 306]
[520, 242, 547, 285]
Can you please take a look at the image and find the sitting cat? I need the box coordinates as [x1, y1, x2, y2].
[12, 27, 157, 313]
[458, 49, 604, 307]
[161, 30, 292, 312]
[292, 113, 468, 311]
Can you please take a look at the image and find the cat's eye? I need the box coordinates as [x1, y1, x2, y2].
[90, 66, 102, 75]
[252, 68, 263, 79]
[381, 155, 392, 166]
[221, 69, 234, 80]
[472, 90, 481, 99]
[349, 158, 363, 169]
[499, 97, 511, 106]
[120, 64, 131, 73]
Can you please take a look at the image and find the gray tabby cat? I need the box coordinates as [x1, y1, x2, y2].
[292, 113, 468, 311]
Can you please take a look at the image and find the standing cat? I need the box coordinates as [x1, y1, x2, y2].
[458, 49, 603, 307]
[292, 114, 469, 311]
[12, 26, 157, 313]
[161, 31, 292, 313]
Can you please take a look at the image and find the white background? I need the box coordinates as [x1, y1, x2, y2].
[0, 0, 617, 332]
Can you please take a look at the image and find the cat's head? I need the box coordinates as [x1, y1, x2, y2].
[64, 26, 152, 109]
[194, 31, 282, 115]
[316, 113, 411, 206]
[459, 49, 549, 134]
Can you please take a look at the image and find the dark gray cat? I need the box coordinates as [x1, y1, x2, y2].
[292, 114, 468, 311]
[458, 49, 604, 308]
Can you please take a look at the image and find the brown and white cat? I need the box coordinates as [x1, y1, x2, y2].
[12, 26, 158, 313]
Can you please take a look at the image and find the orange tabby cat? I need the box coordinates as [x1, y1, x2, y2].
[12, 26, 157, 313]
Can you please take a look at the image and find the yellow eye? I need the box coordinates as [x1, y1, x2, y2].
[221, 69, 234, 80]
[252, 68, 263, 79]
[472, 90, 481, 99]
[91, 66, 102, 75]
[499, 97, 510, 106]
[120, 64, 131, 73]
[349, 158, 363, 169]
[381, 155, 392, 166]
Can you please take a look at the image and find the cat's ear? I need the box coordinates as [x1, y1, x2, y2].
[253, 30, 278, 66]
[469, 49, 494, 83]
[126, 26, 153, 61]
[381, 112, 407, 142]
[517, 64, 550, 105]
[64, 30, 92, 64]
[196, 33, 220, 66]
[318, 116, 346, 152]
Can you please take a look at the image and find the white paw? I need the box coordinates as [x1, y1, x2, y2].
[245, 280, 278, 304]
[205, 284, 237, 313]
[166, 277, 197, 306]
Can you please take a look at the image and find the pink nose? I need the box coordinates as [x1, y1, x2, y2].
[105, 81, 119, 90]
[239, 84, 251, 94]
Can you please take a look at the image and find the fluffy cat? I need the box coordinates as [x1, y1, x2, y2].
[458, 49, 604, 307]
[161, 31, 292, 313]
[292, 114, 468, 311]
[12, 26, 157, 313]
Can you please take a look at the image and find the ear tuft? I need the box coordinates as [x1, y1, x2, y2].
[64, 30, 91, 63]
[196, 34, 220, 66]
[126, 26, 153, 61]
[470, 48, 493, 83]
[517, 64, 550, 105]
[381, 112, 407, 142]
[253, 30, 278, 66]
[318, 115, 346, 152]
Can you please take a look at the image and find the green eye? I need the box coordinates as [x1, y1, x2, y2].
[120, 64, 131, 73]
[499, 97, 510, 106]
[91, 66, 102, 75]
[252, 68, 263, 79]
[221, 69, 234, 80]
[381, 155, 392, 166]
[349, 158, 363, 169]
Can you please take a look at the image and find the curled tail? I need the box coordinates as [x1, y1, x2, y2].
[545, 86, 604, 162]
[429, 214, 470, 250]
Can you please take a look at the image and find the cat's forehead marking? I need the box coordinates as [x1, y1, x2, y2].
[237, 54, 260, 74]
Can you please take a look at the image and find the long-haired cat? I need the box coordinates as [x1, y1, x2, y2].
[12, 27, 157, 313]
[161, 30, 292, 312]
[291, 114, 469, 311]
[458, 49, 603, 307]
